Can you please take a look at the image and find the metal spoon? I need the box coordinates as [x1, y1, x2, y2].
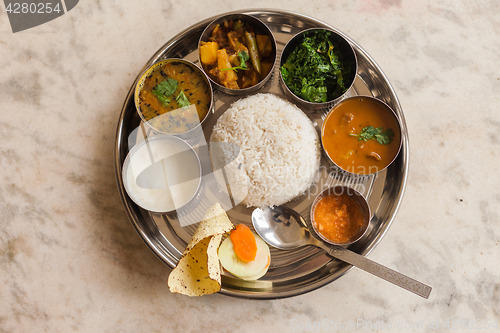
[252, 205, 432, 299]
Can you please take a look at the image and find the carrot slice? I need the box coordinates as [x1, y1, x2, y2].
[230, 224, 257, 262]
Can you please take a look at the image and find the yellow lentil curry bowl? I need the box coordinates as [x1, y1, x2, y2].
[134, 58, 213, 135]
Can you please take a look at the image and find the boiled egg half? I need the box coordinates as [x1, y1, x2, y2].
[218, 224, 270, 280]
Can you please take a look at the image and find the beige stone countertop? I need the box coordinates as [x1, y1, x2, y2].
[1, 1, 498, 332]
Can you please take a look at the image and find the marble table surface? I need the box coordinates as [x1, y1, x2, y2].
[1, 0, 498, 332]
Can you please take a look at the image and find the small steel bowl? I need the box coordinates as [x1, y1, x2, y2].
[122, 135, 202, 214]
[198, 13, 277, 95]
[279, 28, 357, 110]
[134, 58, 214, 138]
[321, 95, 403, 176]
[310, 186, 371, 246]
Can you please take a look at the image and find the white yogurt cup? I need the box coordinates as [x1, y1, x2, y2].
[122, 135, 202, 213]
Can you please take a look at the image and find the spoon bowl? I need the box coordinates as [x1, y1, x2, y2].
[251, 205, 314, 250]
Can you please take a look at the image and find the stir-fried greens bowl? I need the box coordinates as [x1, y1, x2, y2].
[279, 28, 357, 109]
[198, 13, 277, 95]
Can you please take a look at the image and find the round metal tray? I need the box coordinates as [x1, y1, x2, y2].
[114, 9, 409, 299]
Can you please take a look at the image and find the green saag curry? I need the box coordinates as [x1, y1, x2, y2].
[280, 30, 355, 103]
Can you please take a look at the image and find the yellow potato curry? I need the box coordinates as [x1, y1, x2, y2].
[199, 20, 274, 89]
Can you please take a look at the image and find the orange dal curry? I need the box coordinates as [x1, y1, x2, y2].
[312, 193, 365, 244]
[322, 97, 401, 175]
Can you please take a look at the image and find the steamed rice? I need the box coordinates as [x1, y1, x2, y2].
[210, 93, 320, 207]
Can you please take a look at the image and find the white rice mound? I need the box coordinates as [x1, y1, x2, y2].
[210, 93, 321, 208]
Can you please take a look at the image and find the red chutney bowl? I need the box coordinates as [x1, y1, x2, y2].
[310, 185, 371, 246]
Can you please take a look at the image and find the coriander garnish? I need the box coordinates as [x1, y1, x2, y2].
[152, 78, 191, 108]
[351, 126, 395, 145]
[221, 51, 250, 72]
[152, 78, 178, 107]
[175, 91, 191, 108]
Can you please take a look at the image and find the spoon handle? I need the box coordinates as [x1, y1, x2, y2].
[328, 246, 432, 299]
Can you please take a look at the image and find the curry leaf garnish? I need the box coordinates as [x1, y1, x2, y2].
[351, 126, 395, 145]
[152, 78, 178, 106]
[221, 51, 250, 72]
[175, 91, 190, 108]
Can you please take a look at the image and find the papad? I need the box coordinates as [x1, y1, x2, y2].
[168, 203, 233, 296]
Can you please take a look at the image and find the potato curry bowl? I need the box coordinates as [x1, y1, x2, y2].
[134, 58, 213, 135]
[198, 14, 277, 95]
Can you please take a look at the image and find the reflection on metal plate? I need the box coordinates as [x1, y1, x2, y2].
[114, 9, 409, 299]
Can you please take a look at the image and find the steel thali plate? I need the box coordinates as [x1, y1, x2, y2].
[114, 9, 409, 299]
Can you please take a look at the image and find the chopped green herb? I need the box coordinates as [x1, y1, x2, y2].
[154, 94, 170, 107]
[280, 30, 354, 103]
[175, 91, 190, 108]
[221, 51, 250, 72]
[152, 78, 178, 106]
[351, 126, 395, 145]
